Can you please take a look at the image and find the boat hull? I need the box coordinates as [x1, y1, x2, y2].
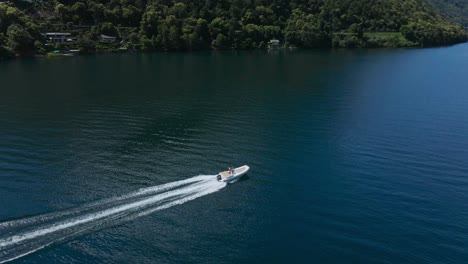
[217, 165, 249, 183]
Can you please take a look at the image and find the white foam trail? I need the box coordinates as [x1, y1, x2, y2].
[0, 175, 226, 263]
[0, 176, 204, 230]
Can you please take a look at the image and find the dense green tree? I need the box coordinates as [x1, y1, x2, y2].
[97, 22, 120, 37]
[0, 32, 14, 59]
[76, 32, 96, 54]
[401, 21, 466, 47]
[425, 0, 467, 27]
[6, 23, 34, 55]
[140, 5, 162, 38]
[212, 33, 230, 49]
[284, 9, 329, 48]
[55, 3, 67, 23]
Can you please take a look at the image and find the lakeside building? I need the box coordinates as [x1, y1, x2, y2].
[99, 34, 117, 43]
[268, 39, 280, 49]
[42, 33, 75, 43]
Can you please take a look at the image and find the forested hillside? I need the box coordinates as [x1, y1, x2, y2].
[0, 0, 466, 58]
[424, 0, 468, 28]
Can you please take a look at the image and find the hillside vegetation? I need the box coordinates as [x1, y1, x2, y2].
[424, 0, 468, 28]
[0, 0, 466, 58]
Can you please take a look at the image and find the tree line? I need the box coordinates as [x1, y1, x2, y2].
[0, 0, 467, 58]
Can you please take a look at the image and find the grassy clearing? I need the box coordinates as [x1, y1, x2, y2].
[364, 32, 417, 47]
[365, 32, 406, 39]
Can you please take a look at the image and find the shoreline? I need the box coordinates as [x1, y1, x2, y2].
[1, 41, 467, 62]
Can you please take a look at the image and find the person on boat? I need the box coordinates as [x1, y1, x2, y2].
[228, 167, 234, 175]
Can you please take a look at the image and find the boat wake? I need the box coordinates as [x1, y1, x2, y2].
[0, 175, 226, 263]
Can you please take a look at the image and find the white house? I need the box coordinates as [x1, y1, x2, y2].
[42, 33, 74, 43]
[268, 39, 280, 49]
[99, 34, 117, 43]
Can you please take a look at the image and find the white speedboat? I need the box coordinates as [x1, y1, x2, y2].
[217, 165, 250, 183]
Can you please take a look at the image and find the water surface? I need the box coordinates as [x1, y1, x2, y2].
[1, 44, 468, 263]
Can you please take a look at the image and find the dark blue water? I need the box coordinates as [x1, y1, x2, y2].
[1, 44, 468, 263]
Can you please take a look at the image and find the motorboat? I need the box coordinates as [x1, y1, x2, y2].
[217, 165, 249, 183]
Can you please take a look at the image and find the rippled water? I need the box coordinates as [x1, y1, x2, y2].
[1, 44, 468, 263]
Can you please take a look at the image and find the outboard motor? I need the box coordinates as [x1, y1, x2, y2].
[216, 175, 222, 181]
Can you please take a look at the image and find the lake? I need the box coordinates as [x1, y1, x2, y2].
[1, 44, 468, 263]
